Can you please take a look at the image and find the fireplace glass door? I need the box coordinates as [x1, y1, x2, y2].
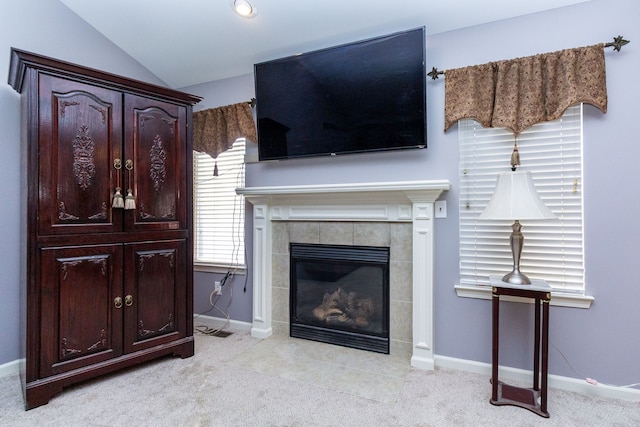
[289, 243, 390, 354]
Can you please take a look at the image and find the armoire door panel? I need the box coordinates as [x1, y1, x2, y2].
[124, 95, 187, 231]
[38, 74, 123, 235]
[123, 240, 187, 353]
[39, 244, 124, 378]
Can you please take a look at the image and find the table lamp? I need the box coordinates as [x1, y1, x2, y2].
[478, 170, 557, 285]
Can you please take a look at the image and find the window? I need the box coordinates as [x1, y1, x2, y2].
[193, 138, 246, 270]
[458, 104, 584, 294]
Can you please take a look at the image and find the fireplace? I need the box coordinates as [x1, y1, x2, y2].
[237, 180, 450, 369]
[290, 243, 390, 353]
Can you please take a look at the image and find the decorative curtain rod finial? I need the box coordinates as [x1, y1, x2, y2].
[428, 67, 445, 80]
[606, 35, 630, 52]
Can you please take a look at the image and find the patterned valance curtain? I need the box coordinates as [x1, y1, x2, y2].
[444, 44, 608, 135]
[193, 102, 257, 159]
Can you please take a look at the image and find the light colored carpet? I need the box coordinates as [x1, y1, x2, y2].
[0, 330, 637, 426]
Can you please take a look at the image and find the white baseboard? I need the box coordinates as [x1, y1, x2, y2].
[410, 355, 435, 371]
[435, 354, 640, 403]
[0, 359, 20, 378]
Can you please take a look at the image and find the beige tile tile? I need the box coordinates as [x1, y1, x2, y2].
[272, 320, 289, 336]
[390, 260, 412, 302]
[390, 222, 412, 261]
[272, 221, 289, 254]
[390, 300, 412, 343]
[288, 221, 320, 244]
[271, 253, 290, 289]
[319, 222, 354, 245]
[272, 286, 290, 323]
[354, 222, 390, 247]
[230, 335, 406, 403]
[390, 339, 413, 359]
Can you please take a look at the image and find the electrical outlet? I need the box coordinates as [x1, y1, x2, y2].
[214, 280, 222, 295]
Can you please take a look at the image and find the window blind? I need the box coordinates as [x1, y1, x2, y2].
[193, 138, 246, 268]
[459, 104, 584, 292]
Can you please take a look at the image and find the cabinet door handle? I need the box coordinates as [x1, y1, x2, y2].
[112, 159, 124, 209]
[114, 297, 123, 309]
[125, 294, 133, 307]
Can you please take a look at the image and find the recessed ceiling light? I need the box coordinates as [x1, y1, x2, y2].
[233, 0, 257, 18]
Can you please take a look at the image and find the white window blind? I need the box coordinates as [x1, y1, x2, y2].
[193, 138, 245, 269]
[459, 104, 584, 292]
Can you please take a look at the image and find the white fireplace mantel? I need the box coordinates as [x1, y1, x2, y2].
[237, 180, 450, 370]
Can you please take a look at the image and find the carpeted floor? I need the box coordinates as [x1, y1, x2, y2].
[0, 329, 637, 426]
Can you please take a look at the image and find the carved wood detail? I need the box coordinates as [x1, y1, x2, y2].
[58, 202, 80, 221]
[61, 329, 107, 359]
[61, 337, 82, 358]
[59, 100, 79, 117]
[59, 93, 107, 125]
[72, 124, 96, 190]
[159, 313, 174, 332]
[87, 329, 107, 352]
[138, 203, 156, 220]
[89, 104, 107, 124]
[137, 203, 175, 220]
[138, 251, 175, 271]
[139, 112, 176, 135]
[138, 314, 174, 338]
[60, 257, 108, 280]
[161, 117, 176, 135]
[88, 202, 108, 220]
[149, 135, 167, 192]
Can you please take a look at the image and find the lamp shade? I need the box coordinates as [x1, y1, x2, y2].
[478, 171, 557, 220]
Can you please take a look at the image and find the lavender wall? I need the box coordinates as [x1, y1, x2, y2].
[185, 75, 256, 323]
[185, 0, 640, 386]
[0, 0, 169, 366]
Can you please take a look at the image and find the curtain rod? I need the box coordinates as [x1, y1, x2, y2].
[427, 35, 630, 80]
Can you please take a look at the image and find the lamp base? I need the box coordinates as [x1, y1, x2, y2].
[503, 220, 532, 285]
[502, 270, 531, 285]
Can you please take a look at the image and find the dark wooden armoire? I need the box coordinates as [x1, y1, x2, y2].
[8, 48, 202, 409]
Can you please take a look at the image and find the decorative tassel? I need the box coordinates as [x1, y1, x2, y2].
[112, 187, 124, 209]
[213, 161, 219, 177]
[124, 188, 136, 210]
[510, 142, 520, 171]
[124, 160, 136, 209]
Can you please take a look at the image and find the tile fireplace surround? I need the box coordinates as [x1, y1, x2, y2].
[237, 180, 450, 370]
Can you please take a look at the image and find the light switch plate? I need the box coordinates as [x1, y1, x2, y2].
[435, 200, 447, 218]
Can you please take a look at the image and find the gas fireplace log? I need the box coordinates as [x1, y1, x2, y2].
[312, 288, 374, 328]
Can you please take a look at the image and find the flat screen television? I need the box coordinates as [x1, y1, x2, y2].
[254, 27, 426, 161]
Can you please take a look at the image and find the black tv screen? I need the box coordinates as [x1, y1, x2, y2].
[254, 27, 426, 161]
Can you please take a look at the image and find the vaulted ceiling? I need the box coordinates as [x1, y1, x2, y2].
[59, 0, 589, 88]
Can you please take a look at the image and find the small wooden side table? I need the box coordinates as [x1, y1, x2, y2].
[490, 277, 551, 418]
